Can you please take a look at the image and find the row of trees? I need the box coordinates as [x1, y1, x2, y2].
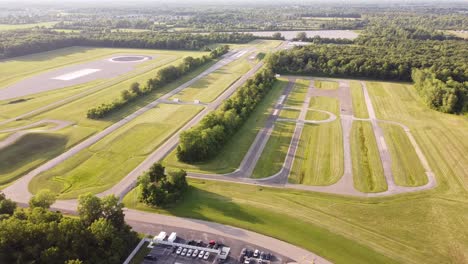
[0, 29, 249, 59]
[87, 46, 229, 119]
[176, 68, 276, 162]
[0, 191, 138, 264]
[138, 163, 189, 208]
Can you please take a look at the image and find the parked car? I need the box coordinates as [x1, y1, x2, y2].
[181, 248, 188, 256]
[258, 259, 263, 264]
[193, 249, 199, 257]
[244, 258, 250, 264]
[198, 250, 205, 258]
[144, 254, 157, 261]
[187, 249, 193, 256]
[260, 251, 265, 260]
[246, 250, 253, 257]
[265, 253, 271, 260]
[253, 249, 259, 258]
[241, 248, 247, 255]
[176, 247, 182, 254]
[203, 251, 210, 260]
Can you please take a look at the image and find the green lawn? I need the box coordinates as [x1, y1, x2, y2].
[289, 120, 343, 185]
[0, 22, 57, 31]
[309, 96, 340, 115]
[380, 122, 427, 186]
[252, 122, 296, 178]
[350, 81, 369, 118]
[315, 80, 339, 90]
[30, 104, 203, 199]
[284, 79, 309, 107]
[279, 108, 300, 119]
[0, 127, 93, 186]
[170, 55, 251, 103]
[351, 121, 387, 192]
[305, 110, 330, 121]
[163, 79, 288, 174]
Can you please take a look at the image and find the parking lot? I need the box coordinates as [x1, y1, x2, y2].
[130, 222, 290, 264]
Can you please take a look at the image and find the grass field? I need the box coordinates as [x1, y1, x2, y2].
[163, 79, 288, 174]
[124, 80, 468, 264]
[252, 122, 296, 178]
[308, 96, 340, 115]
[315, 80, 339, 90]
[350, 81, 369, 118]
[379, 122, 427, 186]
[284, 79, 309, 107]
[0, 22, 57, 31]
[289, 120, 343, 185]
[170, 55, 251, 102]
[447, 30, 468, 39]
[279, 108, 300, 119]
[351, 121, 387, 192]
[305, 110, 331, 121]
[29, 104, 203, 199]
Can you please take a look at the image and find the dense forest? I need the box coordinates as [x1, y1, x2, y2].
[268, 19, 468, 113]
[0, 30, 251, 59]
[0, 192, 138, 264]
[177, 68, 276, 162]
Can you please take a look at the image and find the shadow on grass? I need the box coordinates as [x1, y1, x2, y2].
[0, 133, 68, 184]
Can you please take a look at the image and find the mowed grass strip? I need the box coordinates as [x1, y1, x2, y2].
[284, 79, 309, 107]
[315, 80, 339, 90]
[163, 79, 288, 174]
[309, 96, 340, 116]
[170, 57, 251, 103]
[379, 122, 427, 186]
[351, 121, 387, 192]
[279, 108, 300, 119]
[252, 122, 296, 178]
[29, 104, 203, 199]
[0, 22, 57, 31]
[350, 81, 369, 118]
[289, 120, 343, 185]
[305, 110, 331, 121]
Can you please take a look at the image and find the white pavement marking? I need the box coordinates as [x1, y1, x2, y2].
[52, 68, 101, 81]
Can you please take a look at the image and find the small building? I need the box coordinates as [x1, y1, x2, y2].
[194, 99, 200, 104]
[168, 232, 177, 243]
[154, 231, 166, 242]
[173, 98, 180, 103]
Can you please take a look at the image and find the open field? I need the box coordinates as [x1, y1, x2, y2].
[314, 80, 339, 90]
[123, 177, 468, 264]
[350, 81, 369, 118]
[309, 96, 340, 115]
[446, 30, 468, 39]
[306, 110, 331, 121]
[289, 120, 343, 185]
[163, 79, 288, 174]
[379, 122, 427, 186]
[252, 122, 296, 178]
[29, 104, 203, 199]
[0, 22, 57, 31]
[284, 79, 309, 107]
[170, 54, 251, 103]
[366, 81, 468, 191]
[351, 121, 387, 193]
[279, 108, 300, 119]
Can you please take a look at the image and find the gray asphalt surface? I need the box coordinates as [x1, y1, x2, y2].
[0, 54, 152, 101]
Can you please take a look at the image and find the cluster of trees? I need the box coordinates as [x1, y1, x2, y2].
[412, 69, 467, 113]
[0, 29, 249, 59]
[0, 191, 138, 264]
[177, 68, 276, 162]
[293, 32, 354, 44]
[87, 47, 228, 119]
[267, 23, 467, 113]
[138, 163, 188, 207]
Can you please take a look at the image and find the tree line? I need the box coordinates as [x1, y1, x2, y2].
[137, 163, 188, 208]
[176, 68, 276, 162]
[0, 29, 250, 59]
[267, 24, 467, 113]
[87, 45, 229, 119]
[0, 191, 138, 264]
